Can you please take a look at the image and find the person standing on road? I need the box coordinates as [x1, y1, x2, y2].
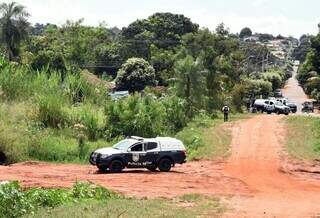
[222, 105, 230, 122]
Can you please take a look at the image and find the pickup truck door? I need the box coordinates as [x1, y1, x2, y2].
[144, 142, 160, 166]
[127, 143, 147, 167]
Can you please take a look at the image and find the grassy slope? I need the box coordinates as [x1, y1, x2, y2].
[176, 113, 251, 161]
[0, 101, 111, 164]
[285, 116, 320, 161]
[27, 194, 225, 218]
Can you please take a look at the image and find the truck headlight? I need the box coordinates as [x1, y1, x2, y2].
[100, 154, 109, 159]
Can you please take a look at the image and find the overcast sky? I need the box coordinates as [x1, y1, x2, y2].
[3, 0, 320, 38]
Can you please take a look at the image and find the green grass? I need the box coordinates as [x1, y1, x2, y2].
[285, 116, 320, 161]
[0, 181, 120, 218]
[0, 101, 111, 164]
[27, 194, 225, 218]
[176, 113, 251, 161]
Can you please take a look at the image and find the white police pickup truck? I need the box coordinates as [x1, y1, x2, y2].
[90, 136, 187, 173]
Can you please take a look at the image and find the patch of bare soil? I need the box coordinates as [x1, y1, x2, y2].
[0, 160, 251, 198]
[281, 156, 320, 180]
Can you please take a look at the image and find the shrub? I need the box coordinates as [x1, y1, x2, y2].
[231, 83, 247, 112]
[28, 134, 78, 162]
[0, 64, 32, 100]
[0, 129, 27, 164]
[0, 181, 119, 218]
[36, 94, 69, 128]
[68, 105, 105, 141]
[0, 181, 32, 218]
[115, 58, 156, 92]
[244, 79, 272, 98]
[105, 95, 166, 138]
[31, 50, 67, 72]
[63, 73, 95, 104]
[161, 96, 188, 132]
[261, 69, 285, 91]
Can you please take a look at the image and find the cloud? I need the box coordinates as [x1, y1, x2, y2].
[183, 10, 318, 38]
[253, 0, 268, 7]
[2, 0, 318, 38]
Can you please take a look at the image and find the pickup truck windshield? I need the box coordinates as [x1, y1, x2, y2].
[113, 140, 133, 150]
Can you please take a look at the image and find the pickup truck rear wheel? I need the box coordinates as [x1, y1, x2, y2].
[158, 158, 172, 172]
[97, 166, 107, 172]
[109, 160, 123, 173]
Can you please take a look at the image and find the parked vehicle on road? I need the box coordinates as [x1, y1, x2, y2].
[285, 101, 297, 113]
[302, 101, 314, 113]
[274, 98, 297, 113]
[90, 136, 187, 173]
[253, 99, 268, 112]
[264, 100, 290, 115]
[274, 89, 283, 98]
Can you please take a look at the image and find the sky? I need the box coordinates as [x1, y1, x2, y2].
[3, 0, 320, 38]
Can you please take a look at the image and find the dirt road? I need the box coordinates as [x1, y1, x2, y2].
[0, 115, 320, 217]
[224, 115, 320, 217]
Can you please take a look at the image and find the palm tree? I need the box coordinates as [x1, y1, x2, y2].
[0, 2, 29, 61]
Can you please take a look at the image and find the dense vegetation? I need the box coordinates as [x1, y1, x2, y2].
[297, 31, 320, 101]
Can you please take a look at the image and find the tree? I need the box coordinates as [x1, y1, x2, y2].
[0, 2, 29, 61]
[115, 58, 156, 92]
[239, 27, 252, 39]
[215, 23, 229, 36]
[174, 55, 206, 117]
[257, 33, 274, 42]
[26, 20, 115, 73]
[120, 13, 199, 60]
[150, 45, 175, 85]
[293, 35, 311, 62]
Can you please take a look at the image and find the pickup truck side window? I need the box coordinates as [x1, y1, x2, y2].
[144, 142, 158, 151]
[130, 143, 143, 152]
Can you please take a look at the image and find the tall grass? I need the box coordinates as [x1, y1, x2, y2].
[37, 94, 69, 128]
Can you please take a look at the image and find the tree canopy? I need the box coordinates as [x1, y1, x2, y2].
[115, 58, 156, 92]
[239, 27, 252, 38]
[0, 2, 29, 61]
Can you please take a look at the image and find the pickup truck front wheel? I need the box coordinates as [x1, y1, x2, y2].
[109, 160, 123, 173]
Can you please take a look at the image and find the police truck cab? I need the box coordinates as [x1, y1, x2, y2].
[90, 136, 187, 173]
